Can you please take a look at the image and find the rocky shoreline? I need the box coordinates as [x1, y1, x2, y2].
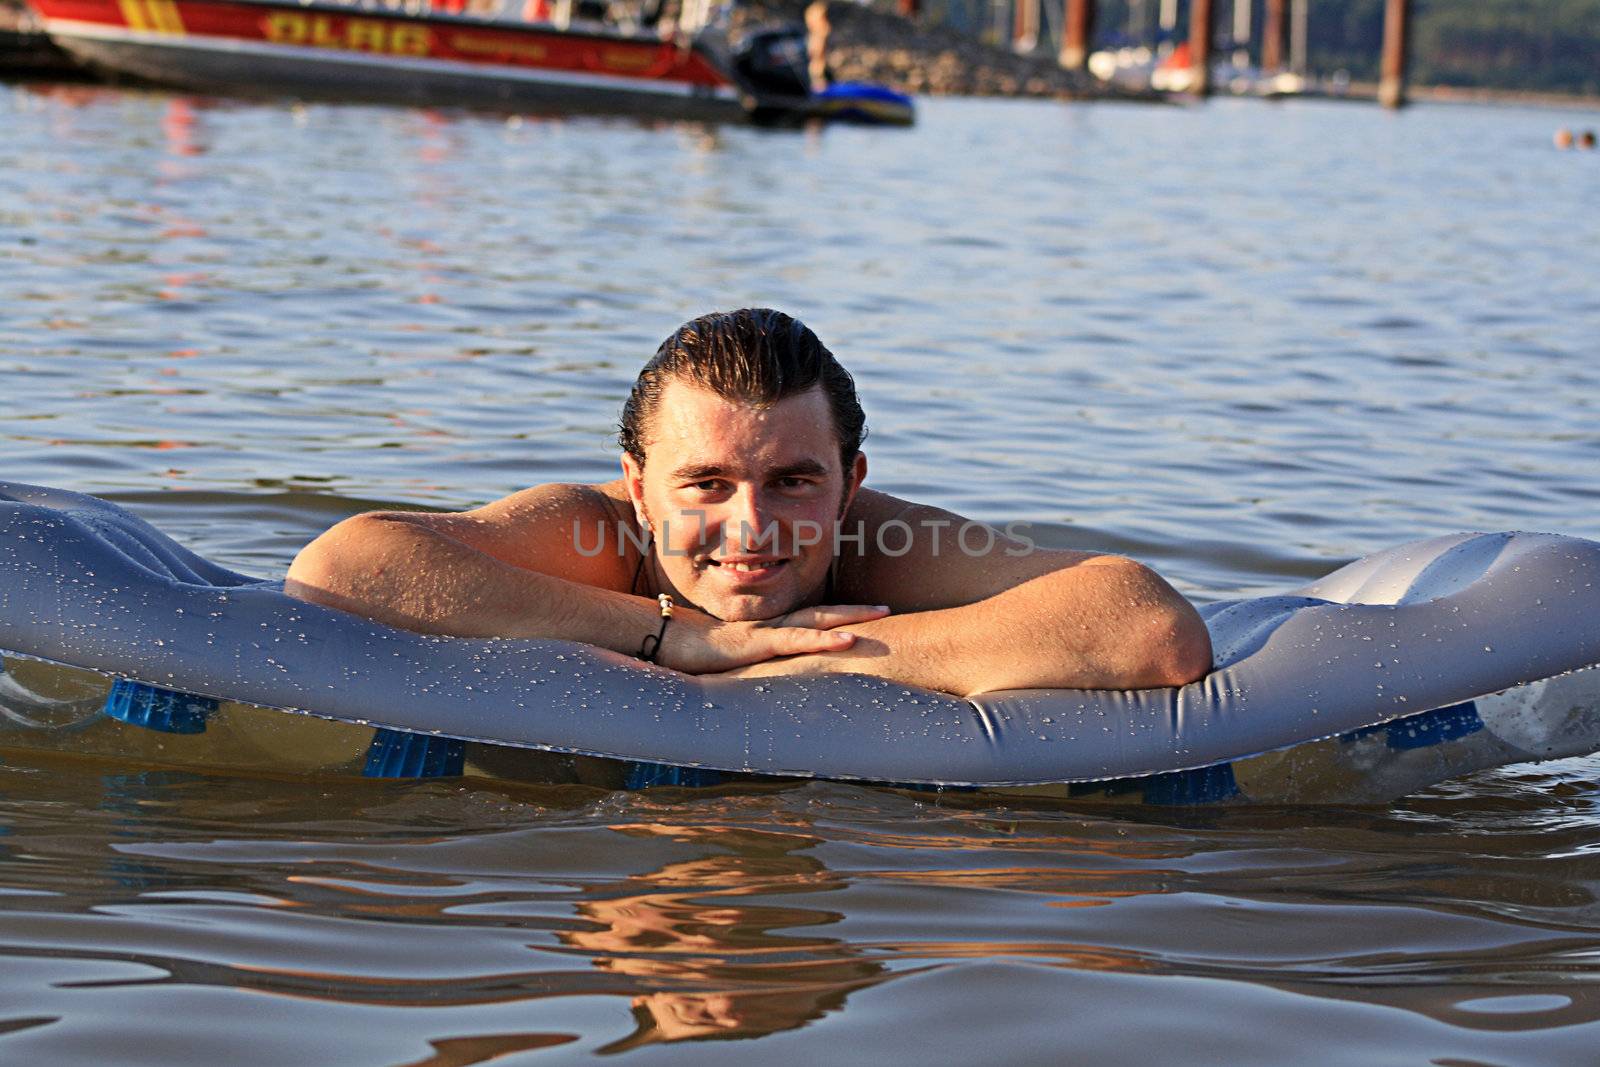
[731, 0, 1159, 100]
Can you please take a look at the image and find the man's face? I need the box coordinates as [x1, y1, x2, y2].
[622, 378, 866, 622]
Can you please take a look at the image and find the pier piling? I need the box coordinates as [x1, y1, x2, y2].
[1260, 0, 1284, 71]
[1059, 0, 1093, 70]
[1378, 0, 1411, 108]
[1013, 0, 1040, 53]
[1187, 0, 1215, 95]
[1230, 0, 1250, 61]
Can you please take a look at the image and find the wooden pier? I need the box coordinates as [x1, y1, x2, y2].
[927, 0, 1417, 107]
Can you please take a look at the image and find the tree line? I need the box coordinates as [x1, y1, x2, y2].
[1304, 0, 1599, 94]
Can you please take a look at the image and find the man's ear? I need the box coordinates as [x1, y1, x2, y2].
[840, 452, 868, 516]
[620, 453, 647, 524]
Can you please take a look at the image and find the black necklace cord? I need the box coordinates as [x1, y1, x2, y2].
[629, 524, 653, 597]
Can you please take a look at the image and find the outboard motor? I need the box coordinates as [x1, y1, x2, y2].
[732, 25, 812, 100]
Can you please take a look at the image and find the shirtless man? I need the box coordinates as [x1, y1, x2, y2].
[286, 308, 1212, 699]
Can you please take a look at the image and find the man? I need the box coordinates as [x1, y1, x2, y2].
[286, 308, 1211, 698]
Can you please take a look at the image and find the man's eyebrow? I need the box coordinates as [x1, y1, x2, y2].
[668, 459, 831, 482]
[769, 460, 829, 479]
[670, 463, 727, 482]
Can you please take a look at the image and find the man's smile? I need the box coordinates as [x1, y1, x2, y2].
[705, 556, 789, 576]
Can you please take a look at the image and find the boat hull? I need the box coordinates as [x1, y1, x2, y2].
[33, 0, 750, 120]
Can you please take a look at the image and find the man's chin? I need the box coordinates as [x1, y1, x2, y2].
[709, 600, 791, 623]
[699, 591, 801, 623]
[684, 569, 828, 622]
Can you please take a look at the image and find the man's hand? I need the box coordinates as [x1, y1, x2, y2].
[656, 604, 891, 674]
[710, 556, 1213, 698]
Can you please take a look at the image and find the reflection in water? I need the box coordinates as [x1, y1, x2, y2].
[394, 1031, 579, 1067]
[161, 99, 205, 159]
[563, 823, 886, 1049]
[0, 769, 1595, 1058]
[97, 770, 194, 894]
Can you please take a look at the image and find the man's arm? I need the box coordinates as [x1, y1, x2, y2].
[722, 495, 1212, 697]
[285, 483, 887, 673]
[723, 553, 1210, 696]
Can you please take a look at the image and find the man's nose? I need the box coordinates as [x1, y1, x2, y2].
[725, 486, 777, 553]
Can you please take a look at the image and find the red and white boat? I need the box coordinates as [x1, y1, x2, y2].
[25, 0, 914, 123]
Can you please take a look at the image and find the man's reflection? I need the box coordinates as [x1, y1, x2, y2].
[556, 822, 884, 1049]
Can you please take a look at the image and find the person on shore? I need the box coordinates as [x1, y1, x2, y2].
[285, 308, 1212, 698]
[804, 0, 831, 91]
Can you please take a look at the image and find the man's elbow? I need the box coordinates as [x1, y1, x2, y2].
[1145, 612, 1212, 687]
[1109, 561, 1212, 688]
[1134, 599, 1212, 688]
[284, 540, 342, 608]
[284, 514, 387, 608]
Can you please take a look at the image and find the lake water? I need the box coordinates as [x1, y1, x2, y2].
[3, 79, 1600, 1063]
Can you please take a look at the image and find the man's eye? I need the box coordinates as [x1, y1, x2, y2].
[778, 477, 811, 489]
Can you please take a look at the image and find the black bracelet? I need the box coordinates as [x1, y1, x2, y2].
[638, 594, 674, 663]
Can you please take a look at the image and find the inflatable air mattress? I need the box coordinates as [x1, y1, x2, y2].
[2, 480, 1598, 804]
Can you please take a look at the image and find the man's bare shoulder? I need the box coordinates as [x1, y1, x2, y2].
[414, 480, 636, 590]
[838, 487, 1099, 612]
[465, 480, 626, 528]
[846, 486, 993, 532]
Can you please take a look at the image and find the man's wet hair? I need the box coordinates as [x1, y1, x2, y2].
[618, 308, 866, 471]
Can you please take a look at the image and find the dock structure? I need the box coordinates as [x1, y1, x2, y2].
[888, 0, 1415, 107]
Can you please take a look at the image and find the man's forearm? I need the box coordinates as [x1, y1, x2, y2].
[285, 513, 883, 674]
[285, 513, 656, 652]
[725, 557, 1213, 697]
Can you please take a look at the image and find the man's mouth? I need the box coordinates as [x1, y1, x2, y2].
[706, 557, 787, 575]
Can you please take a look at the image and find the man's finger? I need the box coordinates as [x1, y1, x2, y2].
[769, 627, 857, 656]
[777, 604, 890, 631]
